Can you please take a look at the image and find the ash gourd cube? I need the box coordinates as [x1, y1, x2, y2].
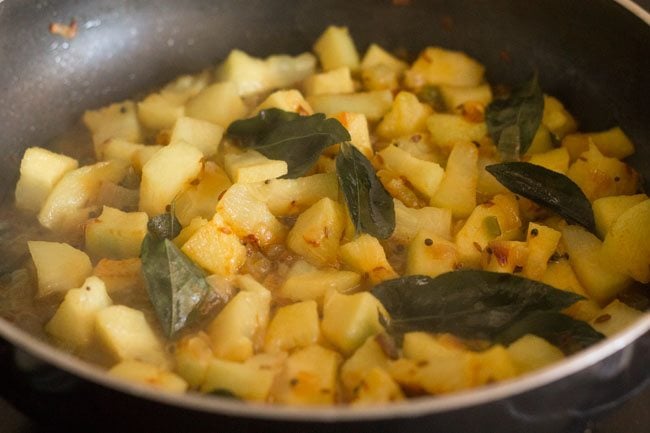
[527, 147, 570, 174]
[439, 84, 492, 112]
[15, 147, 78, 212]
[28, 241, 93, 298]
[216, 49, 316, 97]
[591, 299, 645, 337]
[566, 144, 639, 202]
[286, 197, 345, 266]
[95, 304, 169, 368]
[430, 140, 479, 218]
[173, 161, 232, 226]
[303, 67, 355, 96]
[404, 46, 485, 88]
[200, 353, 284, 401]
[377, 145, 444, 199]
[180, 213, 247, 277]
[542, 95, 578, 140]
[376, 91, 433, 140]
[307, 90, 394, 122]
[185, 81, 247, 128]
[216, 183, 287, 247]
[506, 335, 564, 374]
[168, 116, 224, 157]
[137, 93, 185, 131]
[253, 172, 339, 217]
[137, 71, 211, 130]
[207, 274, 271, 362]
[351, 367, 405, 405]
[174, 332, 214, 389]
[361, 43, 408, 73]
[139, 143, 204, 216]
[455, 193, 522, 268]
[360, 42, 407, 92]
[279, 260, 361, 305]
[83, 101, 143, 157]
[339, 234, 398, 284]
[254, 89, 313, 115]
[85, 206, 148, 260]
[321, 290, 387, 356]
[272, 344, 341, 405]
[332, 112, 373, 159]
[45, 276, 112, 349]
[562, 127, 634, 160]
[340, 335, 392, 392]
[109, 360, 188, 394]
[600, 199, 650, 283]
[38, 159, 129, 234]
[560, 225, 631, 304]
[391, 199, 452, 244]
[592, 194, 648, 240]
[264, 300, 320, 353]
[406, 231, 459, 278]
[223, 149, 288, 184]
[313, 26, 359, 72]
[426, 113, 487, 151]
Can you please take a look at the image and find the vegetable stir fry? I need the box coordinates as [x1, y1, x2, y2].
[7, 26, 649, 405]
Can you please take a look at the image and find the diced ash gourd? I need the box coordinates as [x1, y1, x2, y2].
[18, 23, 649, 404]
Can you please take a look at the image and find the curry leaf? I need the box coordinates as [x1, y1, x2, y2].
[226, 108, 300, 147]
[486, 162, 596, 232]
[417, 85, 446, 111]
[371, 271, 586, 342]
[227, 109, 351, 178]
[336, 142, 395, 239]
[141, 235, 213, 337]
[147, 211, 181, 240]
[496, 311, 605, 354]
[486, 73, 544, 156]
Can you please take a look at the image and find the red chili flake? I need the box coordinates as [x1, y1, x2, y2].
[492, 246, 509, 266]
[411, 134, 422, 143]
[218, 226, 233, 235]
[614, 176, 621, 182]
[49, 19, 78, 39]
[595, 314, 611, 323]
[513, 265, 523, 273]
[499, 50, 512, 64]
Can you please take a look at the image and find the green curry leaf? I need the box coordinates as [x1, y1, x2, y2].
[486, 161, 596, 232]
[371, 271, 597, 350]
[141, 233, 213, 337]
[336, 142, 395, 239]
[147, 211, 181, 240]
[496, 311, 605, 354]
[227, 108, 351, 178]
[486, 73, 544, 156]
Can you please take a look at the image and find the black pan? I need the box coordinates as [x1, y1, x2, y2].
[0, 1, 649, 432]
